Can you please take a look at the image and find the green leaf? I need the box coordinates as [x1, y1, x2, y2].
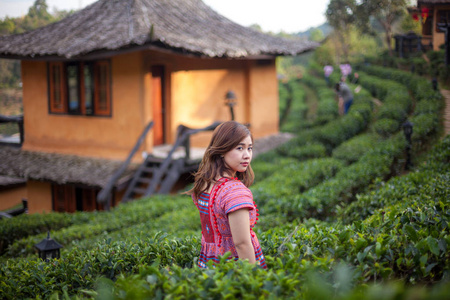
[427, 237, 440, 256]
[419, 254, 428, 267]
[438, 239, 447, 253]
[403, 224, 418, 242]
[357, 251, 366, 263]
[425, 263, 438, 274]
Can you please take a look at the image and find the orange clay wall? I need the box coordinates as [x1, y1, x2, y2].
[21, 51, 279, 159]
[27, 180, 52, 214]
[432, 6, 446, 51]
[0, 185, 27, 211]
[145, 50, 279, 147]
[21, 53, 147, 161]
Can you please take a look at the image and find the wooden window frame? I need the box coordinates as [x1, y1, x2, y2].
[48, 62, 67, 114]
[48, 60, 111, 117]
[436, 10, 450, 33]
[52, 184, 105, 212]
[94, 61, 112, 116]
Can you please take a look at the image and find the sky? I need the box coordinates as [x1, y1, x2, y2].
[0, 0, 329, 34]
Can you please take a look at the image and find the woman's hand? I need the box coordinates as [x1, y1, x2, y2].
[228, 209, 256, 264]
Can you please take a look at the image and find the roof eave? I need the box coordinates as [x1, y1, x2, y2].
[0, 41, 318, 61]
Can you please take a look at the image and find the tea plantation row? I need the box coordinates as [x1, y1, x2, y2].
[0, 64, 448, 299]
[1, 135, 447, 299]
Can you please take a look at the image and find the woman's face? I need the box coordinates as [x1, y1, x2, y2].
[223, 135, 252, 175]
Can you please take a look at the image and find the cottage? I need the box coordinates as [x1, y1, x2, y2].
[0, 0, 317, 213]
[417, 0, 450, 51]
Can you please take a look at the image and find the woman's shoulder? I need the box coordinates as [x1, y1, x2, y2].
[221, 179, 251, 196]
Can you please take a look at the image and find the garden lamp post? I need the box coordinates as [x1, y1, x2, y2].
[402, 121, 413, 170]
[34, 231, 63, 261]
[224, 90, 237, 121]
[432, 78, 438, 91]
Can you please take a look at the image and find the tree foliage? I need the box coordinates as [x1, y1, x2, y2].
[325, 0, 410, 59]
[0, 0, 72, 89]
[360, 0, 408, 56]
[326, 0, 358, 61]
[309, 28, 325, 42]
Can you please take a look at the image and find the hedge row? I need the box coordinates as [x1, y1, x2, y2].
[1, 137, 445, 299]
[279, 79, 309, 132]
[251, 157, 345, 207]
[358, 65, 444, 148]
[277, 90, 373, 158]
[1, 63, 448, 299]
[340, 135, 450, 223]
[357, 71, 412, 138]
[0, 210, 96, 256]
[331, 133, 382, 164]
[261, 134, 406, 221]
[2, 195, 187, 259]
[301, 74, 340, 126]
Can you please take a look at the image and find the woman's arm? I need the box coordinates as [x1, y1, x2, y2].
[228, 209, 256, 264]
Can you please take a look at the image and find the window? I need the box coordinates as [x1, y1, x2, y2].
[423, 16, 433, 36]
[437, 10, 450, 32]
[49, 62, 66, 113]
[52, 185, 106, 212]
[48, 60, 111, 116]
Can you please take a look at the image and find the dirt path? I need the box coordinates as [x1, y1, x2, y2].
[301, 83, 319, 121]
[439, 89, 450, 137]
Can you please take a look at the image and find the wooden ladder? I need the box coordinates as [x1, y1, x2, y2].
[121, 121, 221, 202]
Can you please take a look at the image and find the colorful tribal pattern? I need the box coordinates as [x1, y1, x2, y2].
[194, 179, 267, 269]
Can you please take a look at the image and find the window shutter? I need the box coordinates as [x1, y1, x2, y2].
[48, 62, 67, 113]
[82, 189, 97, 212]
[94, 61, 111, 116]
[52, 185, 76, 212]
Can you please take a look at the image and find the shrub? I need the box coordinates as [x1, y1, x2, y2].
[332, 133, 382, 164]
[373, 118, 400, 137]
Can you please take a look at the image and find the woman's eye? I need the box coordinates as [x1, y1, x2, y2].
[248, 147, 253, 151]
[237, 147, 243, 150]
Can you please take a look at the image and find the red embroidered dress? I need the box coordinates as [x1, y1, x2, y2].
[193, 178, 267, 268]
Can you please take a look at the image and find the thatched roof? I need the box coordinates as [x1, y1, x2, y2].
[0, 0, 318, 59]
[418, 0, 450, 4]
[0, 146, 136, 188]
[0, 175, 26, 188]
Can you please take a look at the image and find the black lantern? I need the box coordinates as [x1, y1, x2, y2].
[35, 231, 63, 261]
[402, 121, 413, 142]
[224, 90, 237, 121]
[402, 121, 413, 170]
[432, 78, 438, 91]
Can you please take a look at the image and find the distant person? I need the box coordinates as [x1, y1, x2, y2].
[335, 81, 353, 115]
[339, 63, 352, 79]
[351, 72, 359, 84]
[187, 121, 267, 269]
[351, 72, 362, 94]
[324, 65, 333, 86]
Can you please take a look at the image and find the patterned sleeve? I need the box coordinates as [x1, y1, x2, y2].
[220, 181, 255, 214]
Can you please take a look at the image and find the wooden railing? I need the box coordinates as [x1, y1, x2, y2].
[144, 121, 221, 196]
[97, 120, 154, 204]
[0, 199, 28, 219]
[0, 114, 24, 146]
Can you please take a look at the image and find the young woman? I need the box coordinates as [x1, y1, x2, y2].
[187, 121, 267, 268]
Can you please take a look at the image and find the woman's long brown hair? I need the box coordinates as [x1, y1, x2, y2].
[186, 121, 255, 202]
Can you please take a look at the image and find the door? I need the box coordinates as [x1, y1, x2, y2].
[152, 65, 166, 145]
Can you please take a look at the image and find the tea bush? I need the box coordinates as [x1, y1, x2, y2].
[373, 118, 400, 137]
[0, 211, 95, 255]
[340, 135, 450, 223]
[0, 63, 448, 299]
[3, 195, 188, 258]
[332, 133, 382, 164]
[251, 155, 297, 183]
[251, 157, 345, 208]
